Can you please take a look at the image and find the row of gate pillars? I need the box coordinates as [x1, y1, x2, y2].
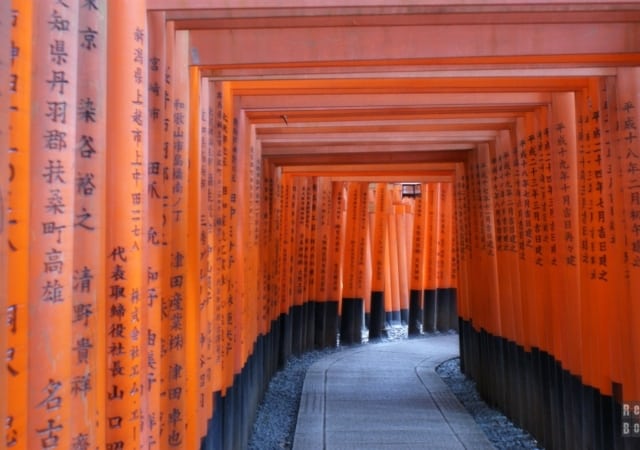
[271, 286, 460, 357]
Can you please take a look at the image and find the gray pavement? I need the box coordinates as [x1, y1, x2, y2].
[293, 334, 494, 450]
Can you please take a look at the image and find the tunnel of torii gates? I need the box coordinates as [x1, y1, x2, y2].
[2, 1, 640, 450]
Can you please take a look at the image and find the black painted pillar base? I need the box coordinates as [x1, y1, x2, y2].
[291, 304, 304, 355]
[436, 288, 450, 332]
[459, 318, 629, 450]
[400, 308, 408, 325]
[385, 311, 393, 325]
[340, 298, 363, 345]
[201, 391, 224, 450]
[313, 301, 326, 349]
[422, 289, 437, 333]
[448, 288, 458, 331]
[369, 291, 386, 339]
[304, 301, 316, 352]
[324, 301, 339, 347]
[223, 382, 235, 450]
[278, 312, 292, 368]
[408, 289, 422, 335]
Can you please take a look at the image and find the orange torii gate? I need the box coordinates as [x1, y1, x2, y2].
[2, 2, 640, 450]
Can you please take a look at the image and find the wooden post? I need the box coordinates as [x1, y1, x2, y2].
[370, 184, 388, 338]
[0, 1, 10, 445]
[7, 2, 34, 447]
[341, 181, 362, 344]
[145, 10, 167, 450]
[186, 62, 201, 448]
[422, 183, 438, 332]
[105, 1, 146, 448]
[549, 91, 583, 447]
[313, 177, 332, 347]
[327, 181, 346, 347]
[73, 1, 106, 448]
[28, 2, 79, 449]
[395, 202, 410, 324]
[614, 67, 640, 403]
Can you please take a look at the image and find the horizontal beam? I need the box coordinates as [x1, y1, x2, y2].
[282, 162, 456, 173]
[326, 174, 454, 182]
[237, 92, 553, 110]
[205, 66, 621, 81]
[149, 1, 640, 13]
[190, 23, 640, 66]
[263, 150, 470, 166]
[256, 122, 512, 136]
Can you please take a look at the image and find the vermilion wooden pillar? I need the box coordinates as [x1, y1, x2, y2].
[370, 184, 388, 338]
[422, 183, 437, 332]
[386, 189, 401, 323]
[145, 10, 167, 450]
[305, 177, 319, 351]
[7, 2, 33, 447]
[549, 92, 583, 380]
[74, 1, 106, 448]
[0, 0, 10, 443]
[28, 2, 79, 449]
[600, 75, 631, 412]
[105, 1, 146, 448]
[615, 67, 640, 403]
[313, 177, 332, 347]
[435, 182, 454, 332]
[408, 184, 426, 335]
[328, 181, 346, 347]
[454, 163, 470, 331]
[355, 182, 370, 338]
[491, 129, 517, 345]
[340, 182, 366, 344]
[197, 72, 214, 442]
[395, 201, 410, 324]
[291, 176, 308, 354]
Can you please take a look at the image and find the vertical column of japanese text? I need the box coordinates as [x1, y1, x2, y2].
[105, 1, 147, 448]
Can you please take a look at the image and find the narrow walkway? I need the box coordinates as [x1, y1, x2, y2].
[293, 334, 494, 450]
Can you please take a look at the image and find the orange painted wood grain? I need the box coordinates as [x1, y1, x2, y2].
[73, 1, 106, 448]
[28, 2, 79, 448]
[7, 1, 33, 446]
[371, 184, 387, 294]
[105, 1, 147, 447]
[600, 75, 629, 397]
[355, 182, 370, 306]
[614, 67, 640, 401]
[186, 62, 201, 447]
[409, 185, 426, 293]
[549, 92, 583, 379]
[0, 1, 10, 445]
[144, 10, 168, 449]
[328, 182, 347, 316]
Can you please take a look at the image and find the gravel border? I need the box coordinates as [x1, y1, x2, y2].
[436, 357, 543, 449]
[248, 327, 543, 449]
[248, 348, 338, 449]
